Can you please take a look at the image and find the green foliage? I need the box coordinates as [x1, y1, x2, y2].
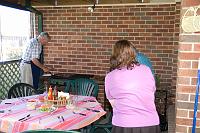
[155, 75, 161, 88]
[7, 50, 22, 60]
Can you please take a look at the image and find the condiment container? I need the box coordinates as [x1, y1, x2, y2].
[27, 99, 37, 110]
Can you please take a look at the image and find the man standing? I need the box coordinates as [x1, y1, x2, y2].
[20, 32, 51, 89]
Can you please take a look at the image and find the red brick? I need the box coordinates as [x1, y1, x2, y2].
[179, 43, 192, 51]
[178, 60, 192, 68]
[177, 109, 188, 117]
[177, 93, 189, 101]
[176, 118, 195, 125]
[178, 69, 198, 77]
[177, 77, 190, 85]
[176, 125, 188, 132]
[179, 53, 200, 60]
[182, 0, 200, 7]
[194, 44, 200, 51]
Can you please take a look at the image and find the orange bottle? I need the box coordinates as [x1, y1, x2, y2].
[48, 86, 53, 100]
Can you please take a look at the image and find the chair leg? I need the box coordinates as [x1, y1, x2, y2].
[104, 128, 112, 133]
[80, 125, 91, 133]
[90, 127, 112, 133]
[90, 126, 95, 133]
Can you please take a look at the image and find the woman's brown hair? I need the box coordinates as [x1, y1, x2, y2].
[110, 39, 139, 71]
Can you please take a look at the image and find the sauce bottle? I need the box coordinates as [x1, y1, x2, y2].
[53, 85, 58, 100]
[48, 86, 53, 100]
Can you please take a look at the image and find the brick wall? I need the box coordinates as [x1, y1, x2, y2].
[35, 3, 180, 105]
[176, 0, 200, 132]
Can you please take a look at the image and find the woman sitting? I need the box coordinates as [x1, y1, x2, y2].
[105, 39, 160, 133]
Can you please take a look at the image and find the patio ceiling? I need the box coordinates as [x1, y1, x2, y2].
[1, 0, 147, 6]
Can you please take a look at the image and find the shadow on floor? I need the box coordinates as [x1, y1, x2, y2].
[92, 104, 175, 133]
[167, 105, 175, 133]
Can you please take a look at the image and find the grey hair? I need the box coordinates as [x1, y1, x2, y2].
[39, 32, 51, 40]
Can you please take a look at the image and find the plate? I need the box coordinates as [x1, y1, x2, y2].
[38, 105, 56, 112]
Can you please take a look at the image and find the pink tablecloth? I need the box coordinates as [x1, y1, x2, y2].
[0, 94, 106, 133]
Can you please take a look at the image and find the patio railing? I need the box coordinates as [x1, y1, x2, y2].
[0, 60, 20, 99]
[0, 35, 28, 61]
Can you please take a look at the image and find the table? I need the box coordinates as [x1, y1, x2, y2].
[0, 94, 106, 133]
[41, 73, 94, 85]
[40, 73, 94, 92]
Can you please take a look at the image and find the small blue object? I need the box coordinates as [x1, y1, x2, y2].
[192, 69, 200, 133]
[136, 52, 155, 76]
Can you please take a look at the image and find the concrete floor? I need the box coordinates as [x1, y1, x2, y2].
[160, 104, 175, 133]
[167, 105, 175, 133]
[94, 104, 175, 133]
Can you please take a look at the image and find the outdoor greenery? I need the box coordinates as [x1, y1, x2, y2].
[155, 74, 161, 88]
[7, 50, 22, 60]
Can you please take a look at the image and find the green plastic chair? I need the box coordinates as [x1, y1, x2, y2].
[69, 78, 99, 97]
[21, 129, 80, 133]
[90, 111, 112, 133]
[8, 83, 36, 99]
[91, 101, 113, 133]
[64, 80, 74, 93]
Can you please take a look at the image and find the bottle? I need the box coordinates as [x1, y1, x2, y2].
[48, 86, 53, 100]
[53, 85, 58, 100]
[44, 82, 48, 95]
[43, 83, 48, 101]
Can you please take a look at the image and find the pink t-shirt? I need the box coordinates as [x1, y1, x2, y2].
[105, 64, 159, 127]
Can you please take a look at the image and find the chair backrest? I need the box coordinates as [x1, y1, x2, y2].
[8, 83, 36, 99]
[64, 80, 73, 93]
[69, 78, 99, 97]
[21, 129, 80, 133]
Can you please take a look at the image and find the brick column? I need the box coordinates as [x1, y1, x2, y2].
[176, 0, 200, 132]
